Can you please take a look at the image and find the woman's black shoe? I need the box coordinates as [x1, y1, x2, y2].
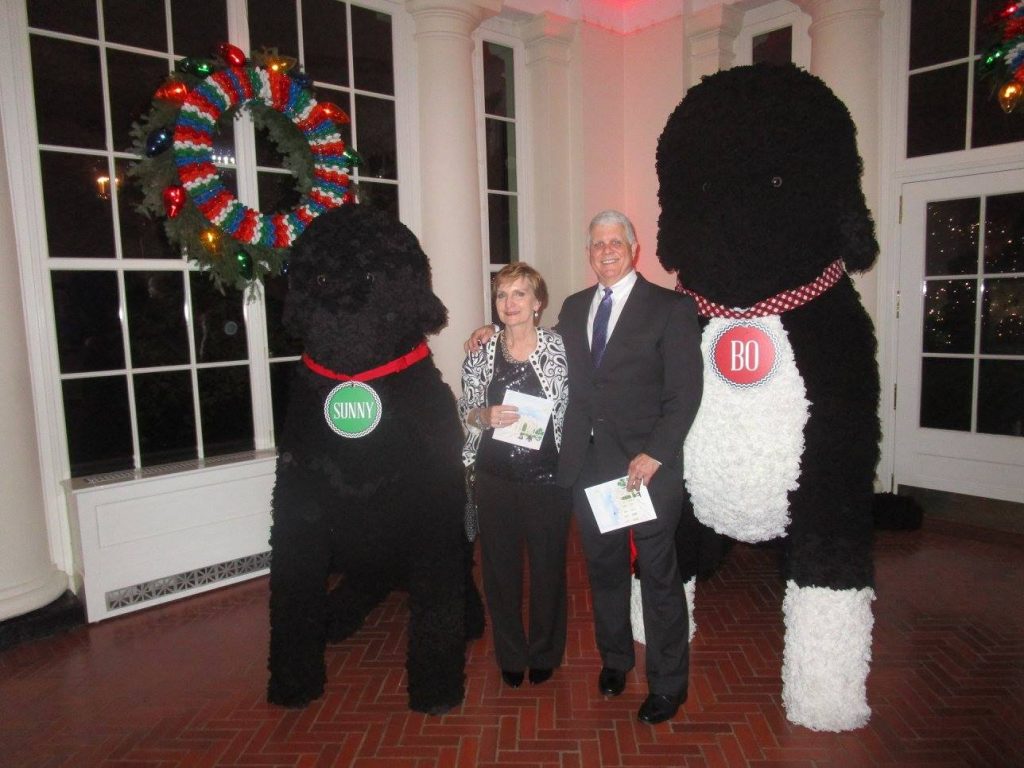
[501, 669, 524, 688]
[598, 667, 626, 696]
[528, 668, 553, 685]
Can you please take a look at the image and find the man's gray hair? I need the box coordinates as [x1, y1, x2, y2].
[588, 210, 637, 247]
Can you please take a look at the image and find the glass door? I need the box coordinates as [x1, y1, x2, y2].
[895, 170, 1024, 502]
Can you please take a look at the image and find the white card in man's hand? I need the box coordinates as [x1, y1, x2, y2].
[491, 389, 553, 450]
[584, 476, 657, 533]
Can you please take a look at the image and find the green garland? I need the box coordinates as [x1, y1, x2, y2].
[129, 45, 362, 292]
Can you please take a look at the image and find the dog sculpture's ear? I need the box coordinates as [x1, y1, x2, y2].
[419, 289, 449, 336]
[838, 203, 879, 274]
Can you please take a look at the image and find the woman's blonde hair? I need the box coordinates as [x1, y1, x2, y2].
[492, 262, 549, 321]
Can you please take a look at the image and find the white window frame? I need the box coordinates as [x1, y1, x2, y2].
[472, 20, 533, 322]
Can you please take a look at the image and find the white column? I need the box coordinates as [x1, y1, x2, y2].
[522, 12, 576, 314]
[406, 0, 501, 387]
[796, 0, 884, 319]
[0, 120, 67, 621]
[685, 3, 743, 88]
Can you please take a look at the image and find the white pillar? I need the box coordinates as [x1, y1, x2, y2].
[406, 0, 501, 387]
[0, 119, 67, 621]
[522, 12, 576, 314]
[797, 0, 883, 320]
[685, 3, 743, 89]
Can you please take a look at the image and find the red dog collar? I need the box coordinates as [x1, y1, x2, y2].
[302, 340, 430, 382]
[677, 259, 845, 319]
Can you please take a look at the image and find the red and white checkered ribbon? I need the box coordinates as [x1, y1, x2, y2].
[676, 259, 845, 319]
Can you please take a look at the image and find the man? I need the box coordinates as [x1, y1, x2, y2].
[555, 210, 702, 724]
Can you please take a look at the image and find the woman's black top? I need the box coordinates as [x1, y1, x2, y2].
[475, 342, 559, 485]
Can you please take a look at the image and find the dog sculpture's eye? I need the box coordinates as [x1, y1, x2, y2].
[364, 272, 375, 286]
[770, 176, 783, 188]
[701, 181, 711, 193]
[316, 274, 329, 287]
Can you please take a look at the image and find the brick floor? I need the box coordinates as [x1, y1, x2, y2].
[1, 518, 1022, 767]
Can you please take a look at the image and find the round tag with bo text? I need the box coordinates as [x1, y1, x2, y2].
[710, 321, 779, 387]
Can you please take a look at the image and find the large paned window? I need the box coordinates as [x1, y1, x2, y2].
[906, 0, 1024, 157]
[919, 192, 1023, 435]
[889, 3, 1024, 502]
[24, 0, 398, 478]
[478, 40, 519, 323]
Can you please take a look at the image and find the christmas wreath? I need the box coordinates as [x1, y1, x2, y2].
[129, 43, 361, 291]
[981, 1, 1024, 113]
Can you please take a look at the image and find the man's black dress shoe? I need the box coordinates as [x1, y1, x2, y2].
[501, 670, 524, 688]
[637, 693, 683, 724]
[598, 667, 626, 696]
[528, 668, 553, 685]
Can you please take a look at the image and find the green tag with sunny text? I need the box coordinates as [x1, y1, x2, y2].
[323, 381, 382, 438]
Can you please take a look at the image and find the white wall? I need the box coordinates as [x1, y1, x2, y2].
[571, 23, 627, 291]
[623, 15, 686, 290]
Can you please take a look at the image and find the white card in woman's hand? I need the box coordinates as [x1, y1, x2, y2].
[491, 389, 553, 450]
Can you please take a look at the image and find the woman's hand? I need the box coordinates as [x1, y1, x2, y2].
[472, 405, 519, 429]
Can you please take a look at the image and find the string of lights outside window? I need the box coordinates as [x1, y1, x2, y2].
[982, 0, 1024, 113]
[129, 43, 362, 293]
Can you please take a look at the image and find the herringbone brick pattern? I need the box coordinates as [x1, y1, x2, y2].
[1, 520, 1021, 767]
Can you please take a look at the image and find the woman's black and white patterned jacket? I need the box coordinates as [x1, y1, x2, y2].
[458, 327, 569, 468]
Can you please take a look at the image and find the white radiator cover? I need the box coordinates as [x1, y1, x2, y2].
[65, 452, 276, 622]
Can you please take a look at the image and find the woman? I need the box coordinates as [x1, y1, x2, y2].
[459, 263, 570, 688]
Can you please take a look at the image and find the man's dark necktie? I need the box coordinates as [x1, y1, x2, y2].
[591, 287, 613, 367]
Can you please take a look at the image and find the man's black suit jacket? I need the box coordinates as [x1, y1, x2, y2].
[555, 273, 703, 489]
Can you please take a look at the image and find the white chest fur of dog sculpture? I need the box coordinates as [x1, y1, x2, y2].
[649, 64, 882, 732]
[684, 316, 808, 542]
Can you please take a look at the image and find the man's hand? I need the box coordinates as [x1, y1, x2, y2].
[626, 453, 661, 492]
[464, 325, 496, 353]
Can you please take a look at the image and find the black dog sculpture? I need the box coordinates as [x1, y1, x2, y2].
[267, 204, 483, 714]
[657, 64, 880, 731]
